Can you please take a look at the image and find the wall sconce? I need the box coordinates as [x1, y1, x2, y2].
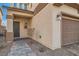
[56, 13, 62, 21]
[24, 23, 28, 29]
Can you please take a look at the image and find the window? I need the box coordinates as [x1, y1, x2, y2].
[19, 3, 23, 9]
[19, 3, 27, 10]
[15, 3, 29, 10]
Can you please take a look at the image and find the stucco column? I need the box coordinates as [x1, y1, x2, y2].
[52, 7, 62, 50]
[6, 14, 14, 43]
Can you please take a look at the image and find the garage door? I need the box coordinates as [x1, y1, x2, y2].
[62, 18, 79, 46]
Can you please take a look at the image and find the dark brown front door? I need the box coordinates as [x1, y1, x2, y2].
[13, 21, 20, 37]
[62, 18, 79, 46]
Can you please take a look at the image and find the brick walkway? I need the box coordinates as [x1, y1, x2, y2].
[8, 40, 36, 56]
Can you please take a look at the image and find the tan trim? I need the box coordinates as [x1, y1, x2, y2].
[34, 3, 48, 15]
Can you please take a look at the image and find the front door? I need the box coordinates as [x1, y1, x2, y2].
[13, 21, 20, 37]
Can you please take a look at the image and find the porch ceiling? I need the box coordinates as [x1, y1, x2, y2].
[13, 14, 32, 19]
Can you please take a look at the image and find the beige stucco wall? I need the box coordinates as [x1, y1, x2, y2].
[14, 17, 30, 38]
[31, 4, 79, 50]
[31, 4, 53, 49]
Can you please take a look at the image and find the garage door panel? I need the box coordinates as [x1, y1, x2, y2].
[62, 19, 79, 46]
[62, 32, 74, 45]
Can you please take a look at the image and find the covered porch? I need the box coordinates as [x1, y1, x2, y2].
[6, 7, 34, 43]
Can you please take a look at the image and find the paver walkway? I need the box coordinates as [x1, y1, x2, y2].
[8, 40, 36, 56]
[1, 38, 78, 56]
[25, 39, 76, 56]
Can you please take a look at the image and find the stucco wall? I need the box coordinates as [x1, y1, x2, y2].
[31, 4, 79, 50]
[31, 4, 53, 49]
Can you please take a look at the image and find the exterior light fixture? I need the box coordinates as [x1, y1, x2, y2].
[56, 13, 62, 21]
[24, 22, 28, 29]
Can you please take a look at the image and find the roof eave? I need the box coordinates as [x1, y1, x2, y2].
[53, 3, 79, 10]
[2, 6, 34, 15]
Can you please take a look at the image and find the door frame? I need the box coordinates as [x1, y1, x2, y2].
[13, 21, 20, 37]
